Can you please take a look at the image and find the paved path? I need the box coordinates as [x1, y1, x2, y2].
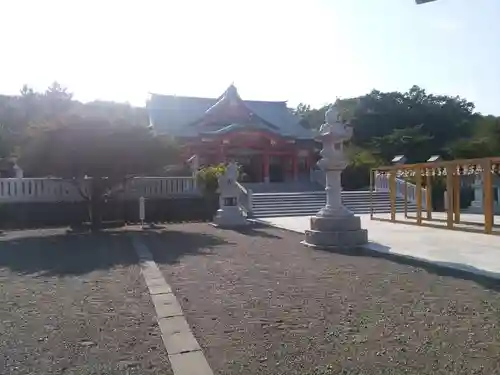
[258, 214, 500, 280]
[132, 236, 213, 375]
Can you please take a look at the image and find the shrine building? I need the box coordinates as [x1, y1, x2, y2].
[147, 85, 316, 183]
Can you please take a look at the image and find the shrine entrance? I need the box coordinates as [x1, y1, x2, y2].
[269, 156, 286, 182]
[185, 129, 311, 183]
[228, 153, 263, 183]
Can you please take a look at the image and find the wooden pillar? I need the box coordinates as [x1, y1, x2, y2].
[263, 152, 270, 183]
[453, 172, 461, 224]
[404, 178, 408, 218]
[389, 171, 396, 222]
[369, 169, 374, 219]
[446, 167, 454, 229]
[426, 171, 432, 220]
[483, 160, 493, 234]
[416, 168, 423, 225]
[292, 153, 298, 181]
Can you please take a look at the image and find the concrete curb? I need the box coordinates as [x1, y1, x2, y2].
[131, 236, 214, 375]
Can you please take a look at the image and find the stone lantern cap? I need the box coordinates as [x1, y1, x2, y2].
[391, 155, 407, 165]
[317, 105, 353, 142]
[427, 155, 442, 163]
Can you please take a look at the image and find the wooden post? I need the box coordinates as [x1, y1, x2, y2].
[369, 169, 374, 219]
[389, 171, 396, 221]
[426, 170, 432, 220]
[453, 172, 460, 224]
[263, 152, 270, 183]
[446, 167, 454, 229]
[415, 168, 422, 225]
[483, 160, 493, 234]
[292, 153, 298, 181]
[404, 178, 408, 218]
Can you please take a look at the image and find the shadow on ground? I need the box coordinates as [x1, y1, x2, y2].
[229, 225, 282, 239]
[141, 229, 230, 264]
[313, 240, 500, 293]
[0, 227, 229, 277]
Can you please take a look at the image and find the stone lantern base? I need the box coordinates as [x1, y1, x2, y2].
[302, 213, 368, 249]
[212, 206, 248, 228]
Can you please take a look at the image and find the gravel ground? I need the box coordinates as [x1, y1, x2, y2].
[0, 229, 172, 375]
[145, 223, 500, 375]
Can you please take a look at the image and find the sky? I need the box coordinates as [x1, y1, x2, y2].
[1, 0, 499, 114]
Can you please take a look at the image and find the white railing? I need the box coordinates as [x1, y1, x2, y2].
[236, 181, 253, 217]
[121, 177, 198, 199]
[374, 174, 427, 209]
[0, 177, 199, 203]
[0, 178, 87, 202]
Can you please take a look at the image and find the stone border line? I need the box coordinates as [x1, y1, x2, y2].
[132, 236, 214, 375]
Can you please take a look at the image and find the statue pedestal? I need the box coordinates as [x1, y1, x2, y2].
[302, 170, 368, 249]
[302, 213, 368, 250]
[213, 203, 248, 227]
[212, 173, 248, 228]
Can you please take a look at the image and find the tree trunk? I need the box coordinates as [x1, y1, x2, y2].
[89, 177, 104, 231]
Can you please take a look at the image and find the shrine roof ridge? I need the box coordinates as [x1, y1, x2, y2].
[147, 86, 314, 140]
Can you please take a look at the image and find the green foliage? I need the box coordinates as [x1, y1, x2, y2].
[342, 146, 383, 190]
[0, 82, 151, 163]
[196, 163, 243, 195]
[196, 164, 227, 195]
[0, 83, 179, 229]
[20, 114, 178, 179]
[0, 123, 11, 159]
[295, 86, 500, 174]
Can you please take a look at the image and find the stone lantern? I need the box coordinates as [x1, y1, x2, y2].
[213, 162, 248, 227]
[302, 105, 368, 249]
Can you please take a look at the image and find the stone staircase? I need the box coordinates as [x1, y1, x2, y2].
[251, 190, 417, 218]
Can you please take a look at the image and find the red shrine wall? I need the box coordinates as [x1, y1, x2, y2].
[180, 131, 314, 183]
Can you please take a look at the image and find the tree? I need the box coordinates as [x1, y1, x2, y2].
[323, 86, 475, 163]
[20, 113, 180, 230]
[0, 123, 10, 158]
[448, 115, 500, 159]
[293, 85, 494, 189]
[294, 103, 327, 129]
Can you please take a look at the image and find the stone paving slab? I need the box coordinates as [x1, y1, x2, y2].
[131, 235, 214, 375]
[149, 283, 173, 295]
[152, 293, 184, 319]
[169, 351, 214, 375]
[257, 214, 500, 280]
[159, 318, 202, 355]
